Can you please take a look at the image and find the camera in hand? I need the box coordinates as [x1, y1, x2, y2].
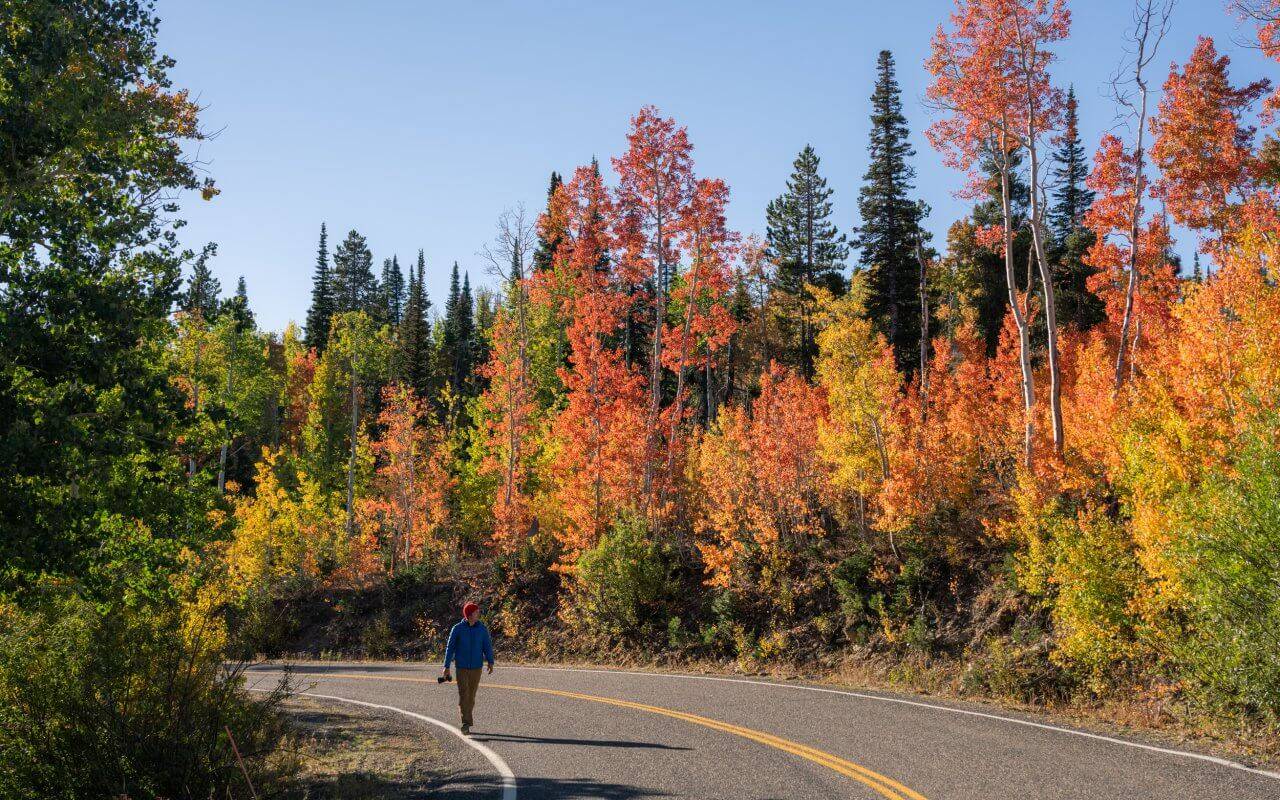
[438, 674, 452, 684]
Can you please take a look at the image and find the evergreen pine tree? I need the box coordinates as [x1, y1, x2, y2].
[458, 270, 477, 391]
[532, 171, 563, 273]
[853, 49, 927, 375]
[380, 254, 405, 326]
[765, 145, 848, 378]
[305, 223, 333, 351]
[224, 275, 254, 329]
[969, 146, 1033, 355]
[1049, 87, 1105, 332]
[330, 229, 379, 316]
[1049, 87, 1095, 241]
[395, 250, 432, 399]
[1191, 252, 1204, 283]
[182, 243, 221, 320]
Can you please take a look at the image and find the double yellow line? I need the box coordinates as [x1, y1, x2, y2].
[487, 683, 927, 800]
[267, 671, 928, 800]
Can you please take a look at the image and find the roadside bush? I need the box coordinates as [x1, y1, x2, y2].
[0, 588, 291, 800]
[1170, 428, 1280, 724]
[571, 512, 676, 637]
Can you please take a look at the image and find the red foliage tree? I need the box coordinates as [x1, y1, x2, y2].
[1149, 36, 1269, 256]
[545, 165, 648, 563]
[926, 0, 1071, 463]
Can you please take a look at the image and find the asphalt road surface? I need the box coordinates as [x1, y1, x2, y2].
[245, 661, 1279, 799]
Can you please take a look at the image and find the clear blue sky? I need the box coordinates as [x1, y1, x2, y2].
[159, 0, 1272, 334]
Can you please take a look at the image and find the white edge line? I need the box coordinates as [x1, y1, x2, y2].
[506, 664, 1280, 782]
[246, 683, 517, 800]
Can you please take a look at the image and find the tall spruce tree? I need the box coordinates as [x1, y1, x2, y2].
[305, 223, 334, 351]
[330, 229, 379, 316]
[765, 145, 848, 378]
[853, 49, 927, 375]
[225, 275, 254, 328]
[1049, 87, 1104, 332]
[437, 263, 478, 404]
[532, 171, 563, 273]
[380, 254, 405, 326]
[395, 250, 432, 399]
[182, 242, 221, 320]
[1049, 88, 1094, 241]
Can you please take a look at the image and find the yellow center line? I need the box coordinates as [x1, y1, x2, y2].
[256, 670, 928, 800]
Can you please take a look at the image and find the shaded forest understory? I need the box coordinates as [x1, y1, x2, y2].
[5, 1, 1280, 798]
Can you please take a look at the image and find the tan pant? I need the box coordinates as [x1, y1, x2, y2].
[456, 668, 482, 726]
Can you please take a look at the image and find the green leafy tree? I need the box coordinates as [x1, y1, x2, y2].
[765, 145, 848, 378]
[0, 0, 218, 593]
[853, 50, 928, 375]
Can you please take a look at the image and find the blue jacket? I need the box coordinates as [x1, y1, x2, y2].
[444, 619, 494, 670]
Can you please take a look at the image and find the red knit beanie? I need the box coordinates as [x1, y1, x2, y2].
[462, 601, 479, 618]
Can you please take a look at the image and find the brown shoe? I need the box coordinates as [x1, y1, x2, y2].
[460, 723, 471, 736]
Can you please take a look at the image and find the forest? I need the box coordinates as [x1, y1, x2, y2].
[3, 0, 1280, 796]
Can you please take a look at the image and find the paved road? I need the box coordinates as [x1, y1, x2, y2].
[245, 661, 1278, 799]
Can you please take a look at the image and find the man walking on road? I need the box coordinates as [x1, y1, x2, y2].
[442, 601, 494, 735]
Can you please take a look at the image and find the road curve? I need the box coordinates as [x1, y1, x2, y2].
[245, 662, 1278, 800]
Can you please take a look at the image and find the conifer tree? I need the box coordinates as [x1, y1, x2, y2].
[225, 275, 254, 329]
[330, 229, 378, 316]
[380, 255, 405, 326]
[1050, 88, 1095, 241]
[765, 145, 848, 378]
[182, 243, 221, 320]
[305, 223, 334, 351]
[437, 263, 479, 406]
[853, 50, 926, 375]
[395, 251, 432, 399]
[1050, 88, 1105, 332]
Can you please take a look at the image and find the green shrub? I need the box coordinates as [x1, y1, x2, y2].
[572, 512, 675, 636]
[1171, 429, 1280, 723]
[0, 589, 291, 800]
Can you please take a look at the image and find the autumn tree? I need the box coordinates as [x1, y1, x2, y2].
[1150, 35, 1269, 258]
[363, 384, 449, 573]
[814, 278, 899, 536]
[610, 106, 696, 514]
[477, 206, 542, 552]
[927, 0, 1072, 463]
[545, 165, 647, 560]
[696, 364, 830, 595]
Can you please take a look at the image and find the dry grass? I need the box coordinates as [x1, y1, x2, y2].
[276, 696, 444, 799]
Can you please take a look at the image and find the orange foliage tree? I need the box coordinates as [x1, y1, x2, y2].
[359, 384, 450, 575]
[479, 303, 541, 553]
[1149, 36, 1269, 257]
[695, 364, 830, 590]
[543, 165, 648, 564]
[926, 0, 1072, 463]
[610, 106, 696, 518]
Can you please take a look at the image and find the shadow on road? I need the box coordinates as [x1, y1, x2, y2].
[427, 769, 674, 799]
[470, 731, 691, 750]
